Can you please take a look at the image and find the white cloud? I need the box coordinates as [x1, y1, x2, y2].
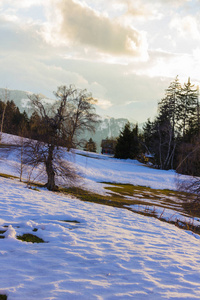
[0, 53, 91, 96]
[170, 15, 200, 40]
[1, 0, 47, 9]
[130, 48, 200, 85]
[0, 16, 49, 56]
[96, 98, 113, 110]
[52, 0, 148, 58]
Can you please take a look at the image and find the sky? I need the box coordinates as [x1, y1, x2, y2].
[0, 0, 200, 123]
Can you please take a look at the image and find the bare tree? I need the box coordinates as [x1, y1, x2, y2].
[0, 88, 9, 142]
[176, 136, 200, 202]
[24, 85, 99, 191]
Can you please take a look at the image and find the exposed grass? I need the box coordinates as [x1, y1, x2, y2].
[0, 172, 44, 190]
[61, 183, 200, 235]
[0, 228, 6, 239]
[0, 169, 199, 235]
[61, 220, 80, 223]
[103, 182, 196, 214]
[17, 233, 45, 243]
[76, 153, 101, 159]
[25, 181, 45, 189]
[60, 187, 128, 209]
[182, 201, 200, 219]
[0, 173, 18, 179]
[0, 295, 7, 300]
[27, 186, 41, 192]
[0, 143, 18, 148]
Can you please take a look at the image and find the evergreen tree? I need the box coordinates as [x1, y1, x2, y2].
[84, 138, 97, 152]
[158, 75, 181, 138]
[114, 122, 139, 159]
[143, 118, 154, 154]
[178, 78, 198, 137]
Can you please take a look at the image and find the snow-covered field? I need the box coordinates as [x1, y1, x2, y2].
[0, 134, 200, 299]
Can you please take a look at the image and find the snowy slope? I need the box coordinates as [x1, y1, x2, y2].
[0, 133, 186, 193]
[1, 177, 200, 300]
[0, 134, 200, 299]
[73, 150, 178, 192]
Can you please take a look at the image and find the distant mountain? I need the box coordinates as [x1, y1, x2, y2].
[81, 117, 133, 152]
[0, 88, 32, 113]
[0, 88, 134, 152]
[0, 88, 53, 115]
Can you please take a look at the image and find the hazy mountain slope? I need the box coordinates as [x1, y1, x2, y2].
[81, 116, 131, 152]
[0, 88, 134, 151]
[0, 88, 32, 112]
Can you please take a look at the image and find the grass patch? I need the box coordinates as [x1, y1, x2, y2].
[60, 187, 127, 209]
[182, 201, 200, 219]
[17, 233, 45, 243]
[61, 183, 200, 235]
[61, 220, 80, 223]
[0, 173, 18, 179]
[103, 182, 195, 211]
[25, 181, 45, 189]
[0, 143, 18, 148]
[0, 230, 6, 234]
[27, 186, 40, 192]
[0, 295, 7, 300]
[76, 153, 101, 159]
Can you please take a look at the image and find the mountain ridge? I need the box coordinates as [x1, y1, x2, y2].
[0, 88, 135, 151]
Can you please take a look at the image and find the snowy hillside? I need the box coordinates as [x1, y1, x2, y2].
[0, 134, 200, 299]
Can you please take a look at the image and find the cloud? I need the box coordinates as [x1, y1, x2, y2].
[0, 53, 91, 97]
[170, 14, 200, 40]
[0, 0, 46, 9]
[0, 19, 41, 56]
[128, 48, 200, 84]
[96, 98, 113, 110]
[55, 0, 147, 58]
[1, 0, 199, 124]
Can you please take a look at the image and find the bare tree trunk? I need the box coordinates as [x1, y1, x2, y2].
[45, 145, 57, 191]
[197, 86, 200, 132]
[0, 88, 8, 142]
[20, 138, 24, 182]
[158, 126, 163, 169]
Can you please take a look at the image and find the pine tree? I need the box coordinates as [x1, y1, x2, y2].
[114, 122, 139, 159]
[143, 118, 154, 153]
[178, 78, 198, 137]
[84, 138, 97, 152]
[158, 75, 181, 138]
[151, 76, 183, 169]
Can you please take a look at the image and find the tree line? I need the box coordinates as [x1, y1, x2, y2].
[1, 78, 200, 189]
[114, 76, 200, 176]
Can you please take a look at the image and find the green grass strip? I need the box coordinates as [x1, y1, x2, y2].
[17, 233, 45, 243]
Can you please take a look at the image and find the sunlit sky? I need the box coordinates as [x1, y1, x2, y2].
[0, 0, 200, 123]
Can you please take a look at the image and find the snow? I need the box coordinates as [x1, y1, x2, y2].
[71, 149, 189, 195]
[0, 134, 200, 299]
